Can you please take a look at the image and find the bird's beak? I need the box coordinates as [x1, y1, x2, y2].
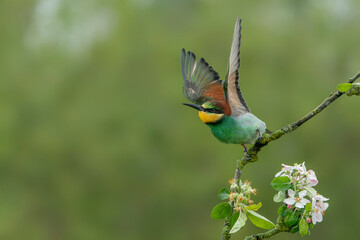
[182, 103, 204, 111]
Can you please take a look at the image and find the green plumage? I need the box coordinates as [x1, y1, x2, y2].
[208, 113, 266, 144]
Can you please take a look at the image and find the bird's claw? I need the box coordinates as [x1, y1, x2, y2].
[241, 144, 248, 154]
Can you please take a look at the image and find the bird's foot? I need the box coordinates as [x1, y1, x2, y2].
[241, 144, 248, 154]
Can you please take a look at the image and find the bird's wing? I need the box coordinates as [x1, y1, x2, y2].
[225, 17, 250, 116]
[181, 49, 224, 105]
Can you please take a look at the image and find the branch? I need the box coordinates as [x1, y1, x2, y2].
[244, 228, 280, 240]
[244, 217, 291, 240]
[237, 71, 360, 171]
[220, 71, 360, 240]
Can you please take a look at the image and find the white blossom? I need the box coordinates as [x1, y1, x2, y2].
[274, 162, 329, 227]
[311, 207, 323, 224]
[311, 194, 329, 225]
[284, 189, 310, 208]
[306, 170, 318, 187]
[275, 163, 302, 177]
[276, 162, 318, 189]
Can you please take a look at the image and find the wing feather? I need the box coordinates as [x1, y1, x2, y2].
[181, 49, 222, 105]
[226, 17, 250, 116]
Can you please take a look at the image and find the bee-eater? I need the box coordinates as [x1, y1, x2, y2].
[181, 17, 266, 151]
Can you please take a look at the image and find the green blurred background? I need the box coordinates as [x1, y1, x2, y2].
[0, 0, 359, 239]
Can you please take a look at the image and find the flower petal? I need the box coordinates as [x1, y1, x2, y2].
[309, 179, 318, 187]
[301, 162, 307, 172]
[295, 202, 304, 208]
[299, 190, 307, 198]
[287, 189, 295, 198]
[284, 198, 295, 205]
[312, 216, 318, 224]
[300, 198, 310, 205]
[312, 197, 316, 206]
[322, 203, 329, 211]
[315, 212, 323, 223]
[315, 194, 329, 201]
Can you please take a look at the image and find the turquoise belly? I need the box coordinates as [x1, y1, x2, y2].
[207, 114, 266, 144]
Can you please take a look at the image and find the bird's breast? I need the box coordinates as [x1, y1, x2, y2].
[207, 113, 266, 144]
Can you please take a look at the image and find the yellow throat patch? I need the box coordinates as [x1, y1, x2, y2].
[198, 111, 223, 124]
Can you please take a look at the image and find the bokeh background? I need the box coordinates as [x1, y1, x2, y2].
[1, 0, 359, 239]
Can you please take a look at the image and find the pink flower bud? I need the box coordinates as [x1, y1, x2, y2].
[287, 205, 291, 209]
[307, 218, 311, 223]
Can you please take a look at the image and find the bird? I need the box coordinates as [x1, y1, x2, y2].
[180, 17, 266, 151]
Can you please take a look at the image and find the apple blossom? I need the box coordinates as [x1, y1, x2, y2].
[310, 194, 329, 224]
[284, 189, 310, 208]
[307, 170, 318, 187]
[273, 162, 330, 236]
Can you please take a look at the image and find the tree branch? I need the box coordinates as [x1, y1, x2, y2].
[220, 71, 360, 240]
[244, 217, 291, 240]
[244, 227, 280, 240]
[237, 71, 360, 171]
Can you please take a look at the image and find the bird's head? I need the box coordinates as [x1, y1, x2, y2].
[183, 102, 224, 124]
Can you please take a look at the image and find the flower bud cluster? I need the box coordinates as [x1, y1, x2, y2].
[275, 162, 329, 225]
[275, 162, 318, 188]
[228, 179, 257, 212]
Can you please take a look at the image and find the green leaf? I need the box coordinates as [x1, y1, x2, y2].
[245, 210, 275, 229]
[305, 203, 312, 215]
[271, 176, 291, 191]
[218, 188, 230, 200]
[290, 225, 299, 234]
[245, 202, 262, 211]
[308, 222, 314, 229]
[299, 218, 309, 236]
[303, 186, 317, 198]
[337, 83, 353, 92]
[278, 206, 288, 216]
[285, 211, 299, 227]
[230, 210, 247, 234]
[211, 202, 232, 219]
[228, 211, 240, 228]
[273, 191, 285, 202]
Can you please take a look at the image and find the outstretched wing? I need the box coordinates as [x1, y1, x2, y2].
[225, 17, 250, 116]
[181, 48, 222, 105]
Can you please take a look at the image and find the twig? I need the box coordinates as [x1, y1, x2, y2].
[237, 71, 360, 171]
[221, 167, 243, 240]
[244, 227, 280, 240]
[220, 71, 360, 240]
[244, 217, 291, 240]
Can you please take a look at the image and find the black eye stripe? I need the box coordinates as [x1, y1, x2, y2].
[204, 108, 223, 114]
